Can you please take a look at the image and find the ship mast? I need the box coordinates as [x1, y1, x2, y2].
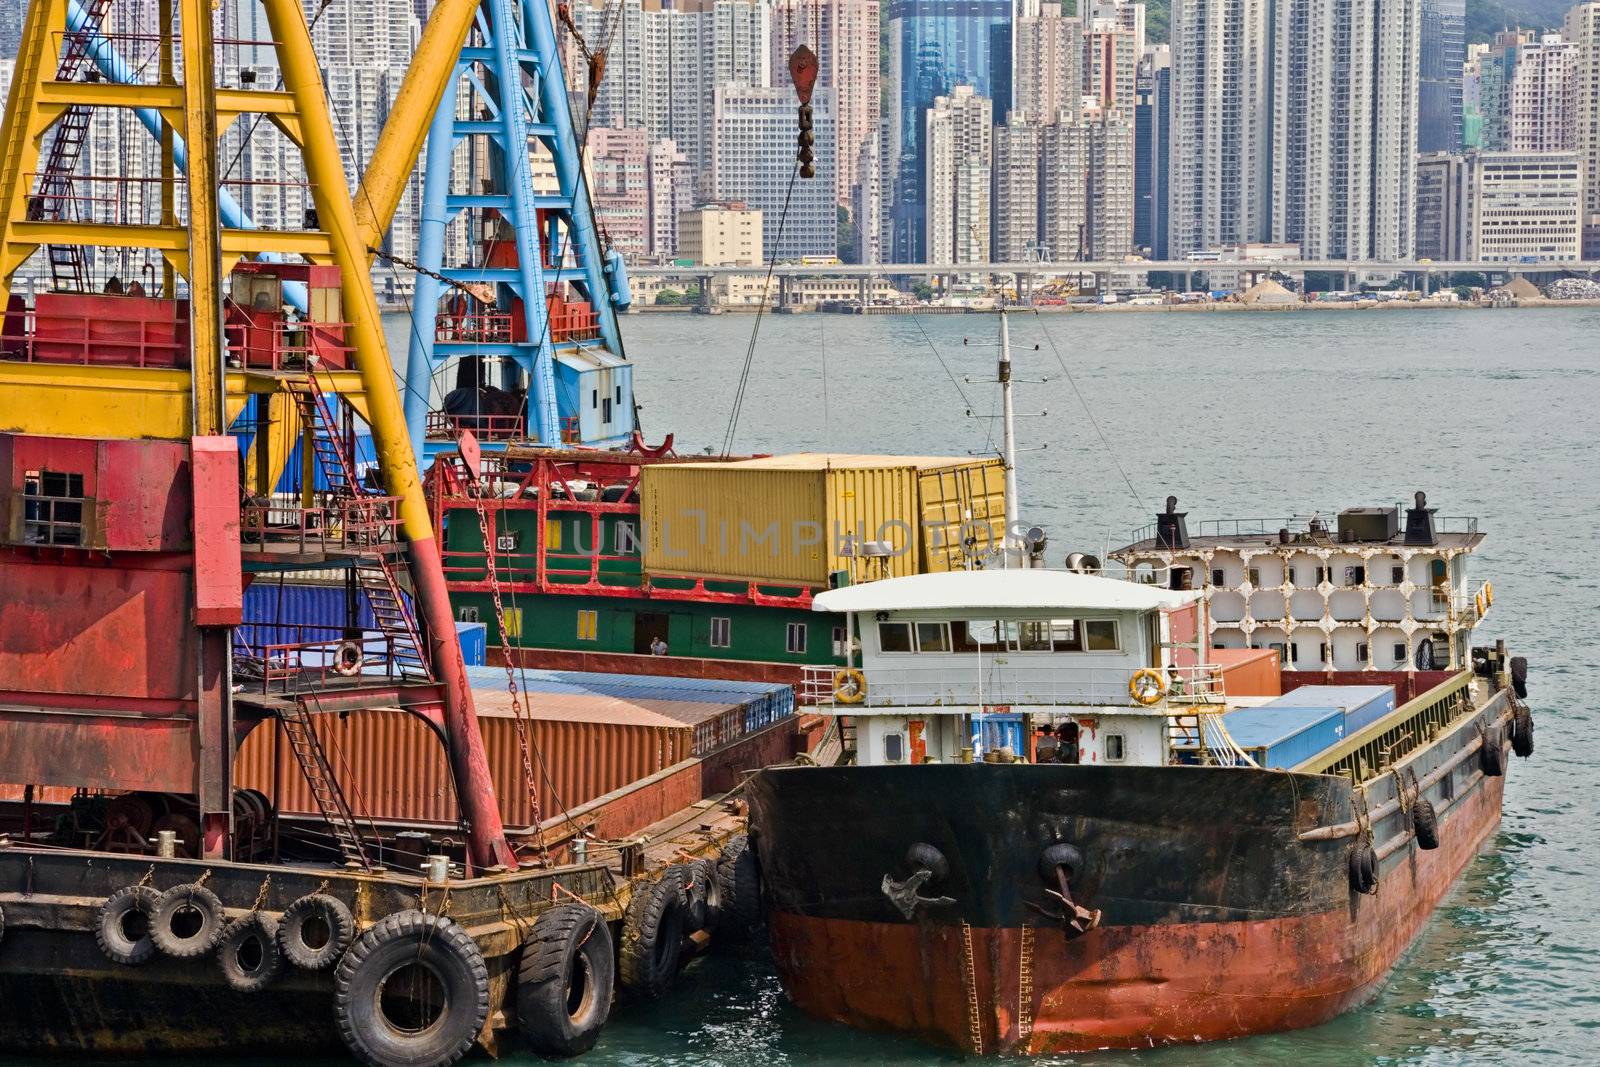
[999, 310, 1020, 567]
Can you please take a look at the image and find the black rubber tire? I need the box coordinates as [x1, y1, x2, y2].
[333, 910, 489, 1067]
[1038, 843, 1083, 883]
[151, 883, 226, 959]
[1511, 709, 1535, 758]
[217, 913, 283, 993]
[1412, 799, 1440, 851]
[715, 835, 763, 943]
[1510, 656, 1528, 699]
[906, 842, 950, 882]
[1348, 842, 1378, 895]
[278, 892, 354, 971]
[684, 859, 721, 934]
[516, 904, 615, 1057]
[97, 885, 160, 966]
[1481, 726, 1507, 777]
[618, 868, 686, 1000]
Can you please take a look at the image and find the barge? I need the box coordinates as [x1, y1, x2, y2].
[749, 497, 1535, 1054]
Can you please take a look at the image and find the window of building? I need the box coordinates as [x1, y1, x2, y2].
[1392, 565, 1405, 584]
[22, 470, 85, 546]
[615, 386, 623, 404]
[709, 617, 731, 648]
[1211, 568, 1225, 587]
[602, 397, 612, 423]
[591, 389, 599, 409]
[1320, 642, 1330, 664]
[1356, 641, 1369, 663]
[1104, 733, 1127, 762]
[915, 622, 950, 652]
[1247, 567, 1260, 586]
[457, 606, 480, 623]
[1345, 566, 1365, 586]
[1394, 642, 1408, 662]
[1083, 620, 1119, 651]
[883, 732, 905, 764]
[577, 609, 598, 641]
[878, 621, 912, 652]
[786, 622, 807, 655]
[832, 625, 847, 657]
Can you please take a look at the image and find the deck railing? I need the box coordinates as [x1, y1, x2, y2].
[800, 662, 1225, 710]
[240, 496, 401, 552]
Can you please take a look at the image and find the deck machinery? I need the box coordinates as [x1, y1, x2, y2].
[0, 2, 747, 1064]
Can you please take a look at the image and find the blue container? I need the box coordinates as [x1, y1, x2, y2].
[1221, 705, 1345, 769]
[1269, 685, 1397, 737]
[972, 713, 1025, 756]
[239, 581, 413, 652]
[455, 621, 487, 666]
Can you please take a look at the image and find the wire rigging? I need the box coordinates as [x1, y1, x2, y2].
[1032, 309, 1145, 514]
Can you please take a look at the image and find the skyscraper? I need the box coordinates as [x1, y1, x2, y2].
[647, 138, 694, 257]
[1417, 0, 1465, 153]
[1563, 3, 1600, 251]
[1134, 46, 1170, 258]
[1014, 2, 1081, 124]
[923, 86, 992, 264]
[1, 3, 23, 58]
[588, 124, 653, 261]
[712, 85, 838, 260]
[772, 0, 880, 210]
[1173, 0, 1420, 261]
[1507, 35, 1577, 153]
[993, 115, 1042, 260]
[887, 0, 1012, 261]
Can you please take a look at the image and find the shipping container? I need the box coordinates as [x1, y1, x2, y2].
[1211, 647, 1282, 698]
[1270, 684, 1396, 736]
[236, 669, 794, 827]
[455, 621, 487, 666]
[640, 453, 1007, 587]
[1220, 705, 1346, 769]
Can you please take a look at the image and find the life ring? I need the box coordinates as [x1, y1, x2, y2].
[1128, 668, 1166, 706]
[333, 910, 489, 1067]
[96, 885, 160, 966]
[278, 892, 354, 971]
[516, 903, 615, 1057]
[833, 668, 867, 705]
[715, 834, 764, 944]
[151, 882, 226, 959]
[217, 913, 283, 993]
[618, 868, 686, 999]
[333, 640, 364, 677]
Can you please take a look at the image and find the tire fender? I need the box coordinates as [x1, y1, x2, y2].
[333, 910, 489, 1067]
[151, 883, 226, 959]
[96, 885, 161, 966]
[516, 903, 615, 1057]
[278, 892, 354, 971]
[1348, 842, 1378, 895]
[684, 858, 721, 934]
[1480, 726, 1507, 777]
[217, 913, 283, 993]
[1411, 798, 1440, 851]
[618, 868, 687, 1000]
[715, 834, 764, 944]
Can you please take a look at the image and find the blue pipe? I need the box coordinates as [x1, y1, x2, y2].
[404, 69, 459, 462]
[67, 0, 308, 311]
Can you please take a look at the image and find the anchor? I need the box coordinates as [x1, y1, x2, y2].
[1028, 844, 1101, 937]
[882, 843, 955, 919]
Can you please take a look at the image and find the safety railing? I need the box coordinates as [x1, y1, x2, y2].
[1127, 514, 1480, 545]
[240, 496, 401, 552]
[548, 300, 600, 343]
[800, 662, 1226, 710]
[225, 317, 354, 370]
[426, 411, 526, 441]
[1, 297, 188, 367]
[435, 312, 514, 344]
[234, 625, 414, 695]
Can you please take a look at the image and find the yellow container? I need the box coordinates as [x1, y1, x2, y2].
[640, 454, 1007, 586]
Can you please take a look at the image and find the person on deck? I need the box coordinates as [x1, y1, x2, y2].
[1034, 724, 1059, 763]
[649, 636, 668, 656]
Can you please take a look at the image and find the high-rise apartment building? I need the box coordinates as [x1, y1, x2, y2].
[1134, 46, 1171, 257]
[588, 124, 652, 260]
[1470, 30, 1534, 151]
[1565, 3, 1600, 249]
[1083, 9, 1138, 113]
[924, 86, 992, 264]
[647, 138, 694, 257]
[1, 4, 24, 57]
[851, 131, 887, 263]
[1507, 34, 1577, 152]
[712, 86, 838, 260]
[1413, 152, 1462, 261]
[887, 0, 1012, 261]
[772, 0, 880, 211]
[993, 115, 1042, 260]
[1014, 4, 1083, 123]
[1173, 0, 1419, 261]
[1040, 120, 1087, 260]
[574, 0, 771, 185]
[1167, 0, 1271, 257]
[1418, 0, 1466, 153]
[307, 0, 420, 68]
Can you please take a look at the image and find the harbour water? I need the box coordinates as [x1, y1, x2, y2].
[10, 309, 1590, 1067]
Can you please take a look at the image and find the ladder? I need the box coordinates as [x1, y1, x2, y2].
[287, 374, 362, 498]
[290, 374, 432, 680]
[353, 561, 431, 680]
[277, 700, 370, 868]
[32, 0, 117, 291]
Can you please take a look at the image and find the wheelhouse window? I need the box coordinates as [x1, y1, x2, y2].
[23, 470, 85, 546]
[915, 622, 950, 652]
[1104, 733, 1127, 762]
[1083, 619, 1120, 651]
[878, 621, 913, 653]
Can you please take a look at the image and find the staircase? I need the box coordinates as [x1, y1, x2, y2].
[290, 374, 432, 681]
[277, 700, 370, 868]
[32, 0, 117, 291]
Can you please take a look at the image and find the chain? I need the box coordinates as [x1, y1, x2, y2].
[194, 868, 212, 888]
[250, 876, 272, 913]
[137, 864, 156, 888]
[463, 456, 550, 866]
[368, 245, 484, 300]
